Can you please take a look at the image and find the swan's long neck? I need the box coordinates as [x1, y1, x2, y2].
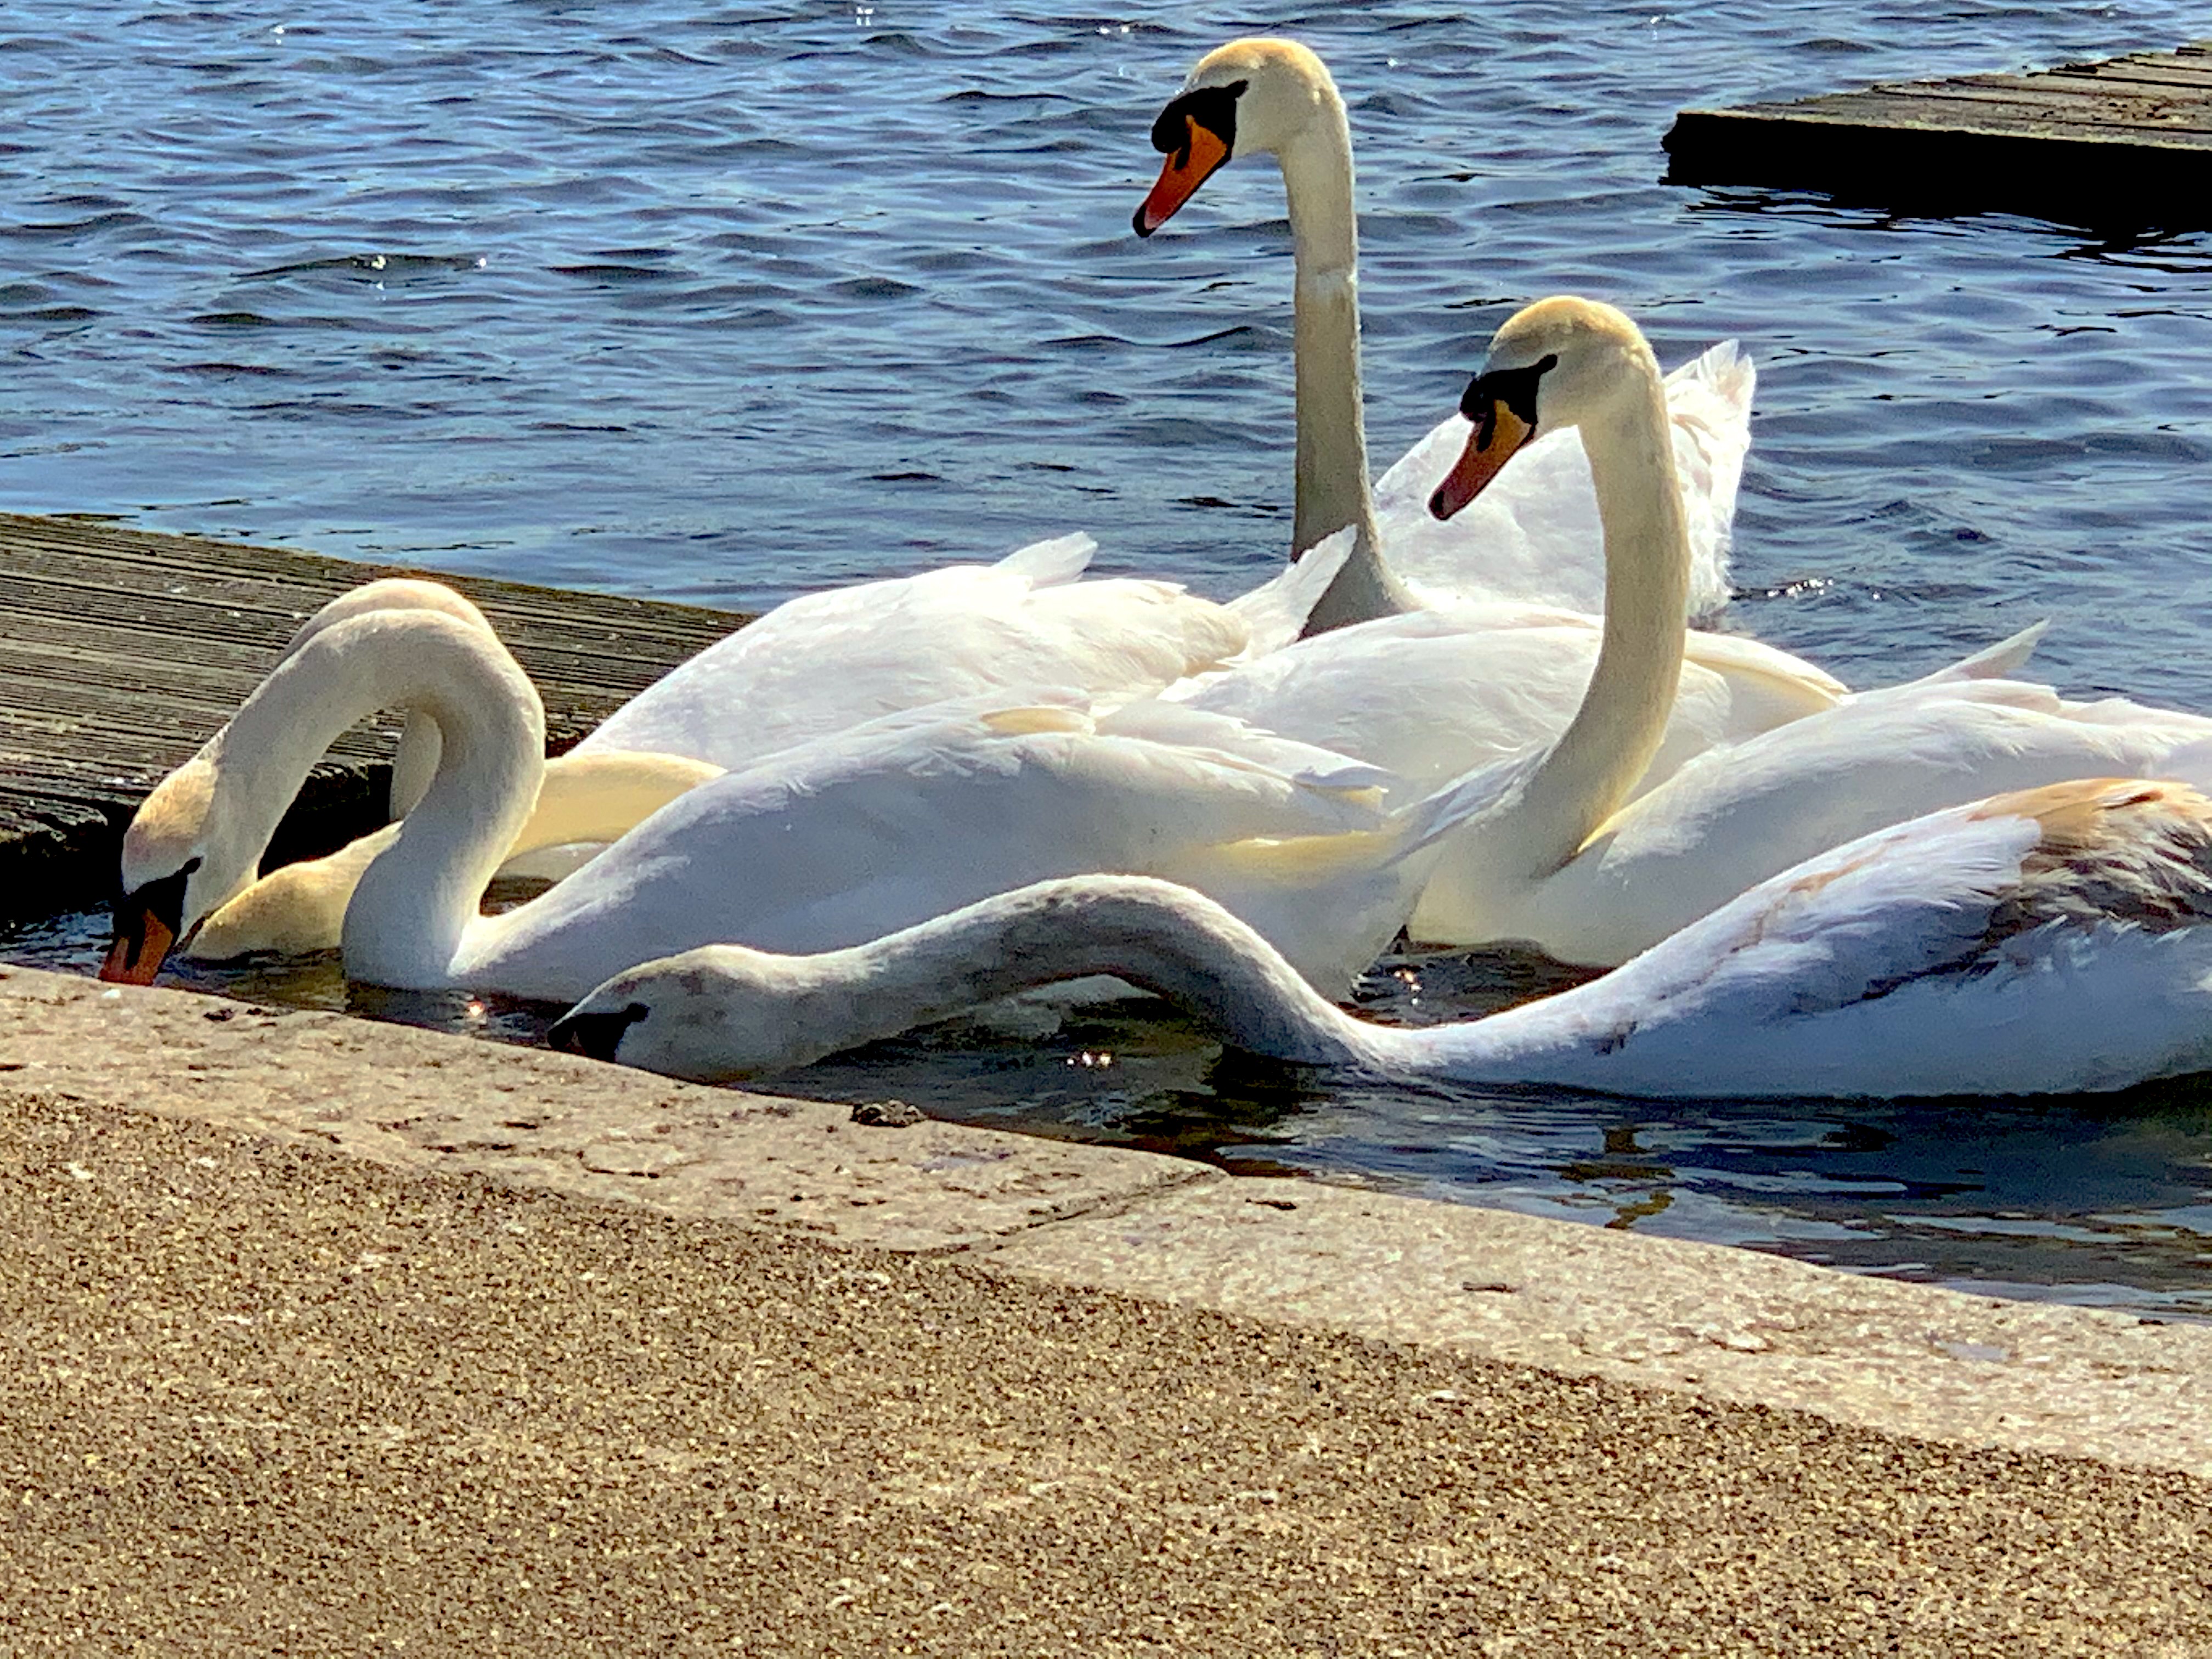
[190, 748, 718, 962]
[323, 620, 546, 988]
[774, 878, 1400, 1072]
[1503, 366, 1691, 874]
[1277, 112, 1414, 634]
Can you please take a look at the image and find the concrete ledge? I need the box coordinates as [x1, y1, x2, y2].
[985, 1178, 2212, 1481]
[0, 968, 1200, 1254]
[3, 963, 2207, 1487]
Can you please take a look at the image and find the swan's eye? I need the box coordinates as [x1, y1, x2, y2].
[1457, 352, 1558, 442]
[1148, 79, 1246, 162]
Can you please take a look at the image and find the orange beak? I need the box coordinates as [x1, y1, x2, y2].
[1133, 119, 1231, 237]
[1427, 404, 1537, 521]
[99, 907, 174, 986]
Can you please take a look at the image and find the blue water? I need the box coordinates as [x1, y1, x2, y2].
[6, 1, 2212, 1313]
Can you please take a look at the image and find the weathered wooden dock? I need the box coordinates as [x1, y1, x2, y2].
[1665, 41, 2212, 225]
[0, 513, 747, 926]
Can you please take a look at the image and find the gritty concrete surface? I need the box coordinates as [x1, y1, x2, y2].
[4, 1090, 2211, 1657]
[0, 968, 1201, 1252]
[2, 962, 2211, 1653]
[989, 1177, 2212, 1481]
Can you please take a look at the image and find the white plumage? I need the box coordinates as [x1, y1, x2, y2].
[557, 780, 2212, 1100]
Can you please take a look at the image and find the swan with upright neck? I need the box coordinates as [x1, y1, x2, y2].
[552, 776, 2212, 1099]
[1404, 296, 2212, 962]
[1131, 35, 2038, 786]
[1133, 36, 1750, 629]
[101, 591, 1492, 1003]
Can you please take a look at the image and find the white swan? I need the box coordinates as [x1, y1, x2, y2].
[1133, 36, 1750, 627]
[570, 531, 1245, 770]
[173, 578, 720, 961]
[179, 527, 1252, 955]
[551, 777, 2212, 1099]
[101, 593, 1492, 1003]
[1132, 37, 2037, 781]
[1404, 295, 2212, 962]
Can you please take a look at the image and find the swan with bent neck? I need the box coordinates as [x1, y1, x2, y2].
[551, 774, 2212, 1101]
[1401, 296, 2212, 961]
[180, 578, 721, 961]
[1135, 36, 1751, 629]
[101, 594, 1494, 1003]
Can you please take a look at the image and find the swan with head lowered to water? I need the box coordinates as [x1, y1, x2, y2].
[551, 775, 2212, 1099]
[99, 586, 1493, 1004]
[173, 530, 1255, 960]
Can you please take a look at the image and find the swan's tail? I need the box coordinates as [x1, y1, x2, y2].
[1891, 619, 2051, 689]
[1161, 756, 1520, 993]
[991, 532, 1098, 586]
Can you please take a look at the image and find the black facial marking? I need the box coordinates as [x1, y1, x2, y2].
[1148, 80, 1246, 162]
[111, 855, 200, 969]
[1457, 352, 1559, 448]
[549, 1000, 650, 1064]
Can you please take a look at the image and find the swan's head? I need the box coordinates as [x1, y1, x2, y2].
[1133, 37, 1339, 237]
[1427, 296, 1659, 521]
[100, 758, 250, 984]
[550, 945, 842, 1083]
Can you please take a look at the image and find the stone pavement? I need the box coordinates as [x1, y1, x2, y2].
[1, 963, 2208, 1654]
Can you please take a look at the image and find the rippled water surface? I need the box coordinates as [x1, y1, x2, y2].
[7, 1, 2212, 1313]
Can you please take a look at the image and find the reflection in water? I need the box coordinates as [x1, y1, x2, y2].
[9, 908, 2210, 1318]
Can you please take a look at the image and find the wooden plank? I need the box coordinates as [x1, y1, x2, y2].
[1718, 79, 2212, 138]
[1728, 90, 2212, 144]
[0, 512, 751, 927]
[1663, 41, 2212, 224]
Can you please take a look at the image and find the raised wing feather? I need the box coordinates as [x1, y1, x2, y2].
[580, 537, 1246, 769]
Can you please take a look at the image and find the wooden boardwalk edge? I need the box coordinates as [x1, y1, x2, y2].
[1664, 40, 2212, 225]
[0, 513, 749, 929]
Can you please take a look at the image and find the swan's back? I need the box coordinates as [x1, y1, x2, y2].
[1423, 675, 2212, 961]
[1171, 603, 1836, 808]
[579, 534, 1247, 770]
[1432, 780, 2212, 1097]
[472, 696, 1397, 1003]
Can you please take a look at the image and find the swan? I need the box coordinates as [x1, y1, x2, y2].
[1132, 36, 2037, 779]
[1133, 36, 1751, 627]
[1402, 295, 2212, 962]
[100, 592, 1494, 1003]
[568, 531, 1246, 770]
[548, 777, 2212, 1100]
[179, 526, 1252, 955]
[171, 578, 721, 961]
